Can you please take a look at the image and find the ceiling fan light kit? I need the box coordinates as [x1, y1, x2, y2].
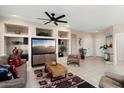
[37, 12, 68, 26]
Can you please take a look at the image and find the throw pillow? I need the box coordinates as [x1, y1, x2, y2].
[11, 65, 19, 78]
[51, 61, 57, 66]
[8, 55, 22, 67]
[1, 64, 19, 79]
[0, 65, 13, 81]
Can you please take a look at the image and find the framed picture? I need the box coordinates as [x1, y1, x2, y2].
[106, 35, 112, 48]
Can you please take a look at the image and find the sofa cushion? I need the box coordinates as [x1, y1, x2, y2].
[0, 81, 6, 88]
[17, 63, 27, 83]
[6, 78, 26, 88]
[0, 56, 9, 65]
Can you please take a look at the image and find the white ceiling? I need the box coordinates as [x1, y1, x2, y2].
[0, 5, 124, 32]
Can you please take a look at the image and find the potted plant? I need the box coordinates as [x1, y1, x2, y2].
[79, 48, 87, 59]
[99, 44, 108, 53]
[59, 46, 67, 57]
[99, 44, 108, 50]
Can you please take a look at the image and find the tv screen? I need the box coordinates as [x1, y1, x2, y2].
[32, 38, 56, 55]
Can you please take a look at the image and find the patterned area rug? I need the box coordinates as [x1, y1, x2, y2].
[34, 69, 95, 88]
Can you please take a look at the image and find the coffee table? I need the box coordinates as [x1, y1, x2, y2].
[45, 62, 67, 82]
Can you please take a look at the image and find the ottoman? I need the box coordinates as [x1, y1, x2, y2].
[45, 62, 67, 82]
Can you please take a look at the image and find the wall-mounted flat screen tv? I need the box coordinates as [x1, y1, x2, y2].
[32, 38, 56, 55]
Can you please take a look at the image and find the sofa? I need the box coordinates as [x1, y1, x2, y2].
[0, 56, 27, 88]
[99, 72, 124, 88]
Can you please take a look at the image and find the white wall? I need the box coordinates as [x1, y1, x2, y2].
[95, 32, 105, 57]
[95, 37, 105, 57]
[0, 17, 5, 56]
[113, 24, 124, 64]
[71, 30, 94, 57]
[117, 33, 124, 62]
[83, 34, 93, 56]
[71, 34, 78, 54]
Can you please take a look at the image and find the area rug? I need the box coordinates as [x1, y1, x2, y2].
[34, 69, 95, 88]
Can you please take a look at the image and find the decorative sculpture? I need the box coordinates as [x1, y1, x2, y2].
[79, 38, 82, 46]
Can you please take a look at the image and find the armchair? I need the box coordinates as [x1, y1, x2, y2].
[99, 72, 124, 88]
[67, 55, 80, 66]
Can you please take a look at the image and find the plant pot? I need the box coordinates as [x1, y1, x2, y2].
[59, 52, 63, 57]
[81, 55, 85, 59]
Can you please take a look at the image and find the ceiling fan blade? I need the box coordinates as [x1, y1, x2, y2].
[54, 21, 58, 26]
[37, 18, 50, 21]
[56, 20, 68, 23]
[56, 15, 65, 20]
[44, 21, 51, 25]
[45, 12, 52, 19]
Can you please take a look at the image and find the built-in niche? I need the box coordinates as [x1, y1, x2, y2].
[36, 28, 52, 37]
[5, 37, 28, 60]
[58, 39, 69, 57]
[5, 24, 28, 35]
[58, 31, 69, 38]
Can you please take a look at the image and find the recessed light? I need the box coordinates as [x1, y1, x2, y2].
[95, 30, 98, 32]
[11, 15, 19, 18]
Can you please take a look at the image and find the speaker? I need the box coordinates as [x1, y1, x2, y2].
[23, 38, 28, 44]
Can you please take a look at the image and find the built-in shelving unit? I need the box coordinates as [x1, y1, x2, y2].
[4, 24, 29, 60]
[5, 24, 28, 35]
[58, 31, 70, 58]
[36, 28, 53, 37]
[2, 17, 71, 65]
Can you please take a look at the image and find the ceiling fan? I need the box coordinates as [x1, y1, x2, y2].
[37, 12, 68, 26]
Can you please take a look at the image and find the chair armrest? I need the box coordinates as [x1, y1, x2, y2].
[104, 72, 124, 84]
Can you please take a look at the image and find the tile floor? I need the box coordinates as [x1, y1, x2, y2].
[26, 57, 124, 88]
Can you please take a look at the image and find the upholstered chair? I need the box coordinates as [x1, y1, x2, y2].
[67, 55, 81, 66]
[99, 72, 124, 88]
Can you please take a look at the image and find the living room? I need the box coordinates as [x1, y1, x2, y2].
[0, 5, 124, 89]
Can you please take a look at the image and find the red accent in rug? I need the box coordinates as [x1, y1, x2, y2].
[34, 69, 95, 88]
[39, 75, 85, 88]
